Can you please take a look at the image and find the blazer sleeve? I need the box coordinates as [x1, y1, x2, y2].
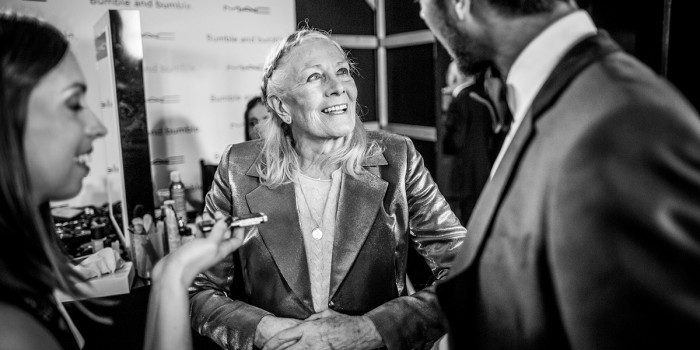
[188, 144, 271, 350]
[366, 136, 467, 350]
[549, 103, 700, 348]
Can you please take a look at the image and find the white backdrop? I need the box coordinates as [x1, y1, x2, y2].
[2, 0, 295, 210]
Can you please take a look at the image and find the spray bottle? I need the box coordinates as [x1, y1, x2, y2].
[169, 170, 187, 221]
[163, 200, 180, 253]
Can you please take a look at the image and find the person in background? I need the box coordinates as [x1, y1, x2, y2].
[189, 27, 466, 350]
[443, 60, 472, 96]
[439, 60, 509, 225]
[417, 0, 700, 348]
[244, 96, 271, 141]
[0, 12, 243, 350]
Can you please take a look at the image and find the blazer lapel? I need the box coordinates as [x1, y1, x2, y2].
[329, 155, 388, 299]
[447, 32, 622, 277]
[245, 159, 314, 311]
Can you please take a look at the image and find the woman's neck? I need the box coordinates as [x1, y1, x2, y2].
[295, 136, 344, 179]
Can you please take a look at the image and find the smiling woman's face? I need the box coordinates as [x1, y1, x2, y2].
[23, 51, 106, 203]
[275, 38, 357, 142]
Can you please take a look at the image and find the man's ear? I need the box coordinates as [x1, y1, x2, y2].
[269, 95, 291, 124]
[454, 0, 468, 21]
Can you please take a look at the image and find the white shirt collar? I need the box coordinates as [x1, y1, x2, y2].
[452, 77, 475, 98]
[489, 11, 597, 180]
[506, 10, 597, 126]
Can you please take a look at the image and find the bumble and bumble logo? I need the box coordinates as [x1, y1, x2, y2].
[206, 33, 237, 43]
[153, 0, 191, 9]
[89, 0, 132, 6]
[210, 94, 242, 103]
[142, 32, 176, 40]
[90, 0, 191, 7]
[151, 155, 185, 166]
[149, 125, 199, 136]
[145, 64, 195, 73]
[225, 64, 263, 72]
[206, 34, 282, 44]
[146, 95, 180, 104]
[222, 5, 270, 14]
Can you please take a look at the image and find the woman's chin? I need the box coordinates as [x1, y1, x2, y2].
[52, 175, 86, 201]
[52, 186, 83, 201]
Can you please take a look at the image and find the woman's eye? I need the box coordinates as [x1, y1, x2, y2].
[307, 73, 322, 82]
[69, 104, 81, 111]
[66, 97, 84, 112]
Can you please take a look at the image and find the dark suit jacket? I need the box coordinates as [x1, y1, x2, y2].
[189, 130, 466, 350]
[442, 72, 507, 225]
[437, 32, 700, 349]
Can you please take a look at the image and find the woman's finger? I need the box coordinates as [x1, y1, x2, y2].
[262, 330, 302, 350]
[305, 313, 323, 321]
[218, 227, 244, 256]
[208, 215, 232, 241]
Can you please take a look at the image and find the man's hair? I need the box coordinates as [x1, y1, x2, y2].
[257, 27, 381, 188]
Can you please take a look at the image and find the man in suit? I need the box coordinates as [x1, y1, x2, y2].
[418, 0, 700, 348]
[441, 66, 510, 225]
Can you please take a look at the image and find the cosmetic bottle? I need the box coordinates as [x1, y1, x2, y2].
[90, 219, 107, 253]
[163, 200, 180, 253]
[169, 170, 187, 221]
[131, 217, 152, 279]
[151, 209, 166, 257]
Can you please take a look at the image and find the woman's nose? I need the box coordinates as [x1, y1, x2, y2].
[85, 108, 107, 139]
[325, 75, 346, 96]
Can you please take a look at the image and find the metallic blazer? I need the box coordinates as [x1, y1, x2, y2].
[189, 130, 466, 350]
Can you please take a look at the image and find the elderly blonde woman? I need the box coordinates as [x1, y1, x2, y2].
[189, 28, 466, 350]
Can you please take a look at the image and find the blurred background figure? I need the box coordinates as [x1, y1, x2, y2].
[437, 61, 509, 225]
[443, 60, 473, 101]
[244, 96, 270, 141]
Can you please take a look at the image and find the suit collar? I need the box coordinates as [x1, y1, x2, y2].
[244, 147, 388, 309]
[446, 32, 622, 277]
[246, 183, 314, 312]
[507, 10, 597, 124]
[330, 171, 388, 299]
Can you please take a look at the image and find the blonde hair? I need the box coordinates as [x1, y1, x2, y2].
[257, 27, 381, 188]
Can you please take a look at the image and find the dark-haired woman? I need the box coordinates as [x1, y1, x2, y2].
[0, 12, 242, 350]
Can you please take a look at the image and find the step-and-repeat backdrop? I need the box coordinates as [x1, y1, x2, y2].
[4, 0, 295, 210]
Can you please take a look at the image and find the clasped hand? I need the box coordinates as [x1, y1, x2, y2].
[257, 309, 382, 350]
